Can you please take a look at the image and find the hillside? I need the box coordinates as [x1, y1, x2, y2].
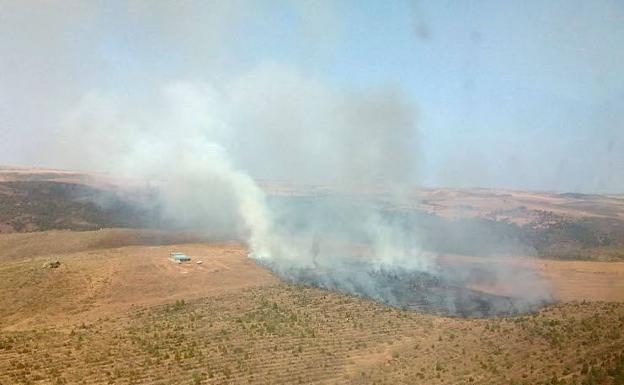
[0, 229, 623, 385]
[0, 166, 155, 232]
[2, 166, 624, 261]
[0, 166, 623, 384]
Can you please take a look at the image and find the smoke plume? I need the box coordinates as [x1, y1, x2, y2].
[45, 67, 550, 316]
[1, 1, 569, 316]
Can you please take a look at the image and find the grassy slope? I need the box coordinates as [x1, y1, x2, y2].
[0, 230, 622, 385]
[0, 285, 622, 385]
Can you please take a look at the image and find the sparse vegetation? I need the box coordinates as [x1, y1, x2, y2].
[0, 172, 623, 384]
[0, 180, 155, 232]
[0, 282, 622, 385]
[2, 170, 624, 262]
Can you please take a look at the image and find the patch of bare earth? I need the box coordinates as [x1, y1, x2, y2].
[0, 230, 276, 331]
[438, 253, 624, 302]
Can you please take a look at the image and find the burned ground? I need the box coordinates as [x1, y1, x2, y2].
[0, 230, 623, 385]
[258, 258, 550, 317]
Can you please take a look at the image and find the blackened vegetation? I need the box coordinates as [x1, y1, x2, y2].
[258, 258, 551, 317]
[0, 181, 159, 232]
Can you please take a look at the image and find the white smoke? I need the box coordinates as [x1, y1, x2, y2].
[54, 81, 270, 253]
[48, 68, 548, 316]
[49, 65, 428, 272]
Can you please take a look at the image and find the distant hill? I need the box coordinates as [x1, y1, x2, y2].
[1, 165, 624, 260]
[0, 166, 158, 232]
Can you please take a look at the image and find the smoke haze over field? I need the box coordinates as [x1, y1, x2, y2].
[1, 1, 620, 314]
[49, 70, 426, 263]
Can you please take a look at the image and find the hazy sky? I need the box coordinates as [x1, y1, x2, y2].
[1, 0, 623, 192]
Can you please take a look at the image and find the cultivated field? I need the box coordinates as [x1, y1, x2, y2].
[0, 230, 623, 385]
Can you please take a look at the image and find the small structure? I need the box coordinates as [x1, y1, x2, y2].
[43, 260, 61, 269]
[170, 252, 191, 263]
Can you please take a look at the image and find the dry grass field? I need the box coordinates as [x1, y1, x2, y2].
[1, 167, 623, 384]
[0, 230, 275, 331]
[438, 254, 624, 302]
[0, 230, 623, 385]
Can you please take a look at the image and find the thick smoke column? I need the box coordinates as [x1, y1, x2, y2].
[54, 82, 273, 253]
[52, 67, 427, 270]
[234, 66, 427, 269]
[223, 68, 552, 316]
[49, 68, 550, 317]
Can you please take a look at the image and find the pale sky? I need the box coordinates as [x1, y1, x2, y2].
[1, 0, 623, 192]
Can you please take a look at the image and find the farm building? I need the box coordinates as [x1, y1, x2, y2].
[170, 252, 191, 263]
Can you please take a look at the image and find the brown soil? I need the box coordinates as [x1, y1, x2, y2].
[539, 259, 624, 302]
[409, 188, 624, 222]
[0, 230, 275, 331]
[439, 253, 624, 302]
[0, 229, 622, 384]
[0, 285, 622, 385]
